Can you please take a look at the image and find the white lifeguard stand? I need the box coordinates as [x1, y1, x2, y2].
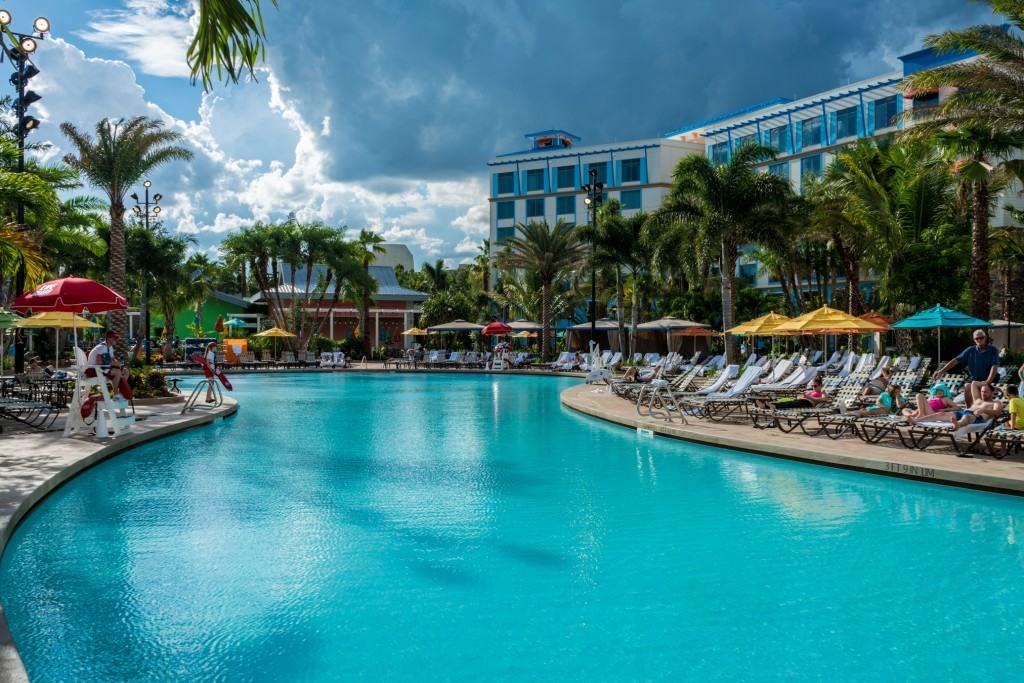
[584, 340, 610, 384]
[64, 347, 134, 438]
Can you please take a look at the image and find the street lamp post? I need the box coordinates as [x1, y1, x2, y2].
[131, 180, 162, 364]
[0, 10, 50, 372]
[582, 169, 604, 352]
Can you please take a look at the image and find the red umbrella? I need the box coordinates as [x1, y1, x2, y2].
[481, 321, 512, 336]
[11, 277, 127, 314]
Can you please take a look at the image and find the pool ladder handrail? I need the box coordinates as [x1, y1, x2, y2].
[181, 378, 223, 414]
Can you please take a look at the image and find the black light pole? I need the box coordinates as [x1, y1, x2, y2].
[131, 181, 162, 364]
[582, 169, 604, 349]
[0, 11, 49, 372]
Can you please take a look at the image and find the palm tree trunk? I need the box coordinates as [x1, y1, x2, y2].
[970, 179, 991, 320]
[778, 267, 796, 317]
[541, 281, 551, 362]
[359, 284, 370, 356]
[108, 202, 129, 358]
[721, 241, 738, 362]
[615, 269, 626, 357]
[629, 276, 639, 360]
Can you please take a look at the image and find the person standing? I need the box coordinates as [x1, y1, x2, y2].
[933, 329, 1000, 407]
[204, 341, 218, 403]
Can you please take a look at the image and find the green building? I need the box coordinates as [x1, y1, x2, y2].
[149, 290, 259, 338]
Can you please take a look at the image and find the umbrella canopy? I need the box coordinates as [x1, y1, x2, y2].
[568, 318, 620, 330]
[859, 312, 894, 329]
[891, 305, 989, 329]
[636, 316, 707, 331]
[427, 319, 484, 332]
[224, 318, 246, 327]
[481, 321, 513, 335]
[0, 309, 22, 328]
[773, 306, 885, 334]
[511, 330, 538, 338]
[16, 312, 102, 329]
[400, 327, 429, 336]
[727, 312, 791, 336]
[508, 319, 543, 331]
[11, 276, 127, 314]
[671, 327, 718, 337]
[989, 319, 1023, 328]
[254, 326, 297, 338]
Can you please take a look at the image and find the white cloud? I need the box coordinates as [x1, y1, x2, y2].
[78, 0, 193, 78]
[452, 203, 489, 237]
[454, 236, 482, 255]
[379, 227, 445, 256]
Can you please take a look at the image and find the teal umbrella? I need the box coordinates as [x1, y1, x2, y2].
[891, 304, 990, 363]
[224, 318, 246, 328]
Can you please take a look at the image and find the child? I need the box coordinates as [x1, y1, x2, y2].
[1007, 384, 1023, 431]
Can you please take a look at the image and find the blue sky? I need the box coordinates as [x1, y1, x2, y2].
[9, 0, 996, 267]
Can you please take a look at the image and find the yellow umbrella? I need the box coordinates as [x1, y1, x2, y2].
[727, 312, 792, 336]
[17, 312, 103, 369]
[401, 327, 429, 336]
[772, 306, 885, 334]
[253, 326, 296, 338]
[511, 331, 537, 338]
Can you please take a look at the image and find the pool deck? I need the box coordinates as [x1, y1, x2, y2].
[560, 383, 1024, 496]
[0, 398, 238, 683]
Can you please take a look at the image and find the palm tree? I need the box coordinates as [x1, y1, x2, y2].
[496, 219, 585, 361]
[473, 239, 492, 294]
[354, 229, 385, 354]
[189, 0, 278, 90]
[902, 2, 1024, 135]
[652, 144, 791, 360]
[61, 117, 193, 351]
[931, 126, 1024, 319]
[422, 258, 449, 293]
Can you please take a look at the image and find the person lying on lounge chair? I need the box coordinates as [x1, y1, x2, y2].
[845, 384, 907, 417]
[906, 384, 1002, 427]
[863, 366, 892, 397]
[771, 377, 829, 410]
[902, 383, 956, 421]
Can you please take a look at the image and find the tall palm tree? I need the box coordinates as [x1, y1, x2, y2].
[902, 2, 1024, 135]
[60, 117, 193, 351]
[355, 229, 385, 354]
[189, 0, 278, 90]
[473, 239, 492, 294]
[652, 144, 791, 360]
[496, 219, 585, 361]
[931, 126, 1024, 319]
[422, 258, 449, 293]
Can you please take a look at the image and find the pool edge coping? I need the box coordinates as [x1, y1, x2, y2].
[559, 384, 1024, 498]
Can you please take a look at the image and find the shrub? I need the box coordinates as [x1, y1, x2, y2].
[127, 367, 172, 398]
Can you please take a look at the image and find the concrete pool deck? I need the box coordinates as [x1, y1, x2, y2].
[560, 383, 1024, 496]
[0, 398, 238, 683]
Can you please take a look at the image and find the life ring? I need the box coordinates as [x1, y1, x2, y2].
[190, 352, 233, 391]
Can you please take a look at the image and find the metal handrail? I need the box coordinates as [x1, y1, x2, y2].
[181, 378, 223, 414]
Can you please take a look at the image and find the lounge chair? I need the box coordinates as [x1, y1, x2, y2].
[680, 365, 766, 421]
[751, 381, 869, 437]
[984, 426, 1024, 460]
[904, 414, 1002, 457]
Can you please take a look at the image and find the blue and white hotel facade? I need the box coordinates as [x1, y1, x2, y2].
[486, 131, 704, 244]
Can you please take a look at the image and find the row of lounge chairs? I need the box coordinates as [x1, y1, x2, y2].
[612, 349, 1022, 459]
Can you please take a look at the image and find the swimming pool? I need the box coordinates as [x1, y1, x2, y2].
[2, 372, 1024, 681]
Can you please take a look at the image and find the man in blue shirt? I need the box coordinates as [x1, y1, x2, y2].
[933, 329, 1000, 407]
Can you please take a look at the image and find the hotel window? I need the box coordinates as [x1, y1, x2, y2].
[496, 226, 516, 242]
[497, 172, 514, 194]
[835, 106, 858, 139]
[620, 189, 642, 210]
[587, 161, 608, 184]
[874, 95, 898, 129]
[801, 116, 822, 147]
[711, 142, 730, 165]
[768, 124, 789, 152]
[526, 197, 545, 218]
[496, 201, 514, 220]
[768, 162, 788, 179]
[800, 154, 823, 179]
[621, 158, 641, 183]
[556, 165, 575, 189]
[912, 91, 939, 111]
[556, 195, 575, 215]
[735, 134, 756, 150]
[525, 168, 545, 192]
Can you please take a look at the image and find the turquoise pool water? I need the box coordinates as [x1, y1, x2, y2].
[3, 373, 1024, 681]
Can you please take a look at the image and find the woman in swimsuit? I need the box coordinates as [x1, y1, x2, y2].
[901, 383, 956, 420]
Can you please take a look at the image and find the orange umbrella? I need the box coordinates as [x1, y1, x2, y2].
[859, 311, 894, 329]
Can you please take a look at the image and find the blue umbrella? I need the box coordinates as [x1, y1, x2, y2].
[890, 304, 990, 362]
[224, 318, 246, 328]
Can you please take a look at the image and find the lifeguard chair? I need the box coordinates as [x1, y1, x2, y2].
[64, 347, 134, 438]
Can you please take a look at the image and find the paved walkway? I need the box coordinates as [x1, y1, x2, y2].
[561, 384, 1024, 495]
[0, 398, 238, 683]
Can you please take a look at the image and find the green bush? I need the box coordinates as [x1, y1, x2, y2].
[127, 367, 172, 398]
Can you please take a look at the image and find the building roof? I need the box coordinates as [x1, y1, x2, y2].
[663, 98, 793, 138]
[248, 264, 428, 303]
[523, 129, 581, 141]
[211, 290, 254, 309]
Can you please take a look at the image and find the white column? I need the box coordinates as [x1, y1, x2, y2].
[374, 309, 380, 346]
[330, 310, 335, 340]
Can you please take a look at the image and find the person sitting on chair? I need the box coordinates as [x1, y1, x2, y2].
[933, 330, 999, 407]
[846, 383, 907, 417]
[85, 331, 125, 398]
[906, 384, 1003, 427]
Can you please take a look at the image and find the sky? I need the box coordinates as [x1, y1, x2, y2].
[6, 0, 997, 268]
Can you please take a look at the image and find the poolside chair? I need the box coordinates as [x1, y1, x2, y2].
[750, 380, 868, 437]
[984, 426, 1024, 460]
[0, 396, 60, 433]
[904, 415, 1002, 457]
[681, 365, 765, 421]
[545, 351, 571, 370]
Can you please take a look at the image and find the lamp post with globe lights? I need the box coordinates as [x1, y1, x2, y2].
[0, 10, 50, 371]
[582, 168, 604, 349]
[131, 180, 162, 364]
